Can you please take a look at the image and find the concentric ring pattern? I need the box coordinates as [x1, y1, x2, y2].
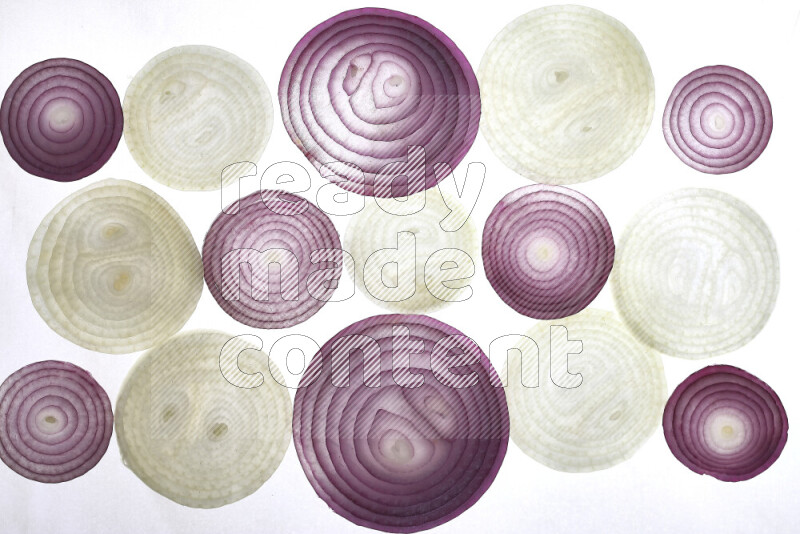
[294, 314, 509, 532]
[1, 58, 123, 181]
[663, 65, 772, 173]
[279, 8, 481, 197]
[483, 185, 614, 319]
[0, 361, 113, 483]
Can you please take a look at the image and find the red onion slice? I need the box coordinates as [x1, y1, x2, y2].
[279, 8, 480, 197]
[663, 66, 772, 173]
[203, 190, 342, 328]
[294, 314, 509, 532]
[1, 58, 123, 181]
[663, 365, 788, 481]
[482, 185, 614, 319]
[0, 361, 112, 483]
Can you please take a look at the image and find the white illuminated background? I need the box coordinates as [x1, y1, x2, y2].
[0, 0, 798, 532]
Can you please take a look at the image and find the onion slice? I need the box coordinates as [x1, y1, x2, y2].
[344, 191, 478, 312]
[612, 188, 779, 358]
[279, 8, 480, 197]
[0, 361, 113, 483]
[663, 65, 772, 174]
[478, 5, 654, 183]
[482, 185, 614, 319]
[115, 330, 292, 508]
[203, 189, 342, 329]
[1, 58, 123, 181]
[505, 309, 667, 472]
[124, 45, 273, 190]
[27, 178, 203, 354]
[294, 314, 509, 532]
[663, 365, 788, 481]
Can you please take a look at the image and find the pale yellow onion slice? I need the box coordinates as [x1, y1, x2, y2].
[124, 45, 273, 190]
[343, 191, 478, 312]
[612, 189, 779, 358]
[115, 330, 291, 508]
[26, 178, 202, 354]
[505, 309, 666, 472]
[479, 5, 654, 183]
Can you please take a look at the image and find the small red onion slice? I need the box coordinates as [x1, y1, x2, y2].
[663, 65, 772, 173]
[1, 58, 122, 181]
[663, 365, 788, 481]
[203, 190, 342, 328]
[482, 185, 614, 319]
[279, 8, 480, 197]
[0, 361, 113, 483]
[294, 314, 509, 532]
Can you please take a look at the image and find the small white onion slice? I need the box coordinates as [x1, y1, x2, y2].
[26, 178, 203, 354]
[115, 330, 291, 508]
[124, 45, 273, 190]
[343, 191, 478, 312]
[505, 309, 667, 472]
[479, 5, 654, 183]
[612, 188, 779, 358]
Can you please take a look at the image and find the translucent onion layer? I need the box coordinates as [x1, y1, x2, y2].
[479, 5, 654, 183]
[344, 191, 478, 312]
[279, 8, 480, 197]
[124, 45, 273, 190]
[294, 314, 509, 532]
[505, 309, 667, 472]
[483, 185, 614, 319]
[1, 58, 123, 181]
[663, 365, 787, 481]
[27, 178, 203, 354]
[0, 361, 113, 483]
[612, 188, 779, 358]
[115, 330, 292, 508]
[203, 190, 342, 329]
[663, 65, 772, 174]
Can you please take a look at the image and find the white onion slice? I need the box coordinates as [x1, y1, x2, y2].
[343, 191, 478, 312]
[27, 179, 202, 354]
[124, 45, 273, 190]
[505, 309, 666, 472]
[115, 330, 291, 508]
[612, 189, 779, 358]
[478, 5, 654, 183]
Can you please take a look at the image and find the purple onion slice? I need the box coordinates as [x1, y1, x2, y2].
[1, 58, 123, 181]
[0, 361, 113, 483]
[203, 190, 342, 328]
[294, 314, 509, 532]
[663, 365, 788, 481]
[663, 65, 772, 173]
[279, 8, 480, 198]
[482, 185, 614, 319]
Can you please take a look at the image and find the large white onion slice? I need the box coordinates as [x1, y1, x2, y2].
[115, 330, 291, 508]
[343, 191, 478, 312]
[505, 309, 667, 472]
[612, 189, 779, 358]
[124, 45, 273, 190]
[26, 178, 203, 354]
[478, 5, 654, 183]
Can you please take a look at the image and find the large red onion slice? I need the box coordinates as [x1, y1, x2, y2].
[0, 58, 122, 181]
[663, 365, 788, 481]
[203, 190, 342, 328]
[482, 185, 614, 319]
[663, 65, 772, 173]
[294, 314, 509, 532]
[279, 8, 480, 197]
[0, 361, 113, 483]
